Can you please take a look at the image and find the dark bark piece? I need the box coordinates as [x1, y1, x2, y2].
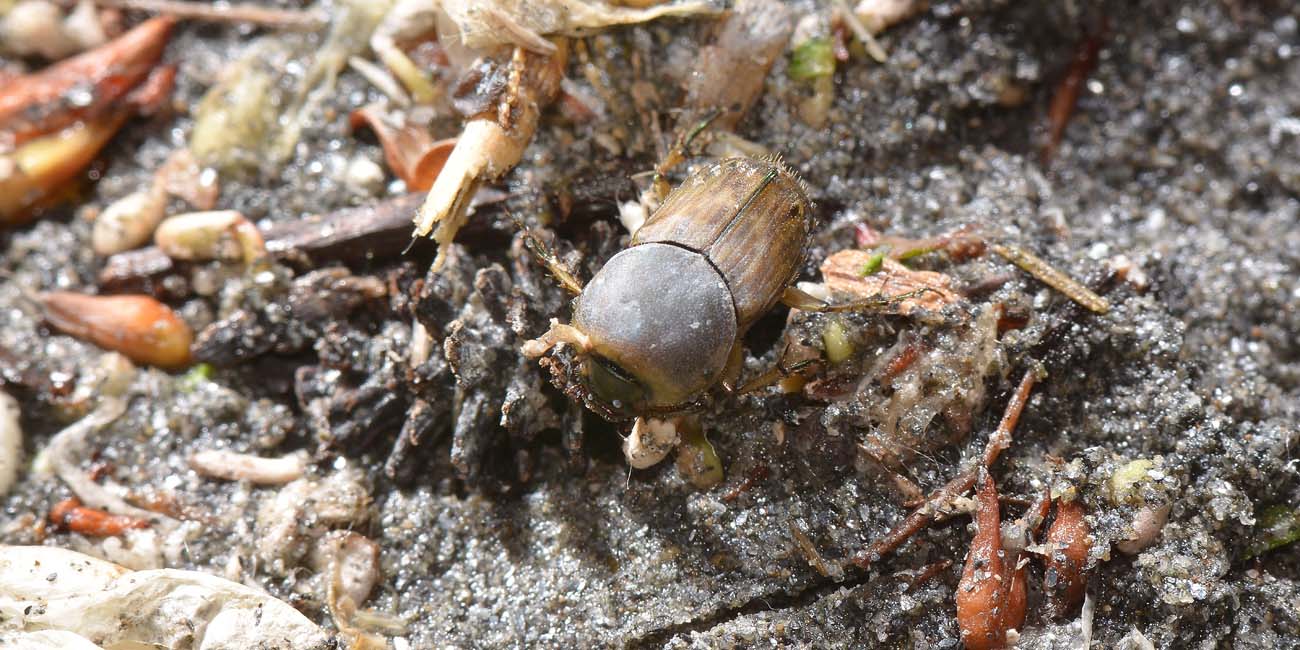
[99, 193, 425, 294]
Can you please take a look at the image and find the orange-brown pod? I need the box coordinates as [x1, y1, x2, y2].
[0, 17, 175, 147]
[1045, 499, 1091, 617]
[39, 291, 192, 369]
[956, 471, 1026, 650]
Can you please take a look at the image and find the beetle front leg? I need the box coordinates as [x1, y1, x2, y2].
[733, 355, 822, 396]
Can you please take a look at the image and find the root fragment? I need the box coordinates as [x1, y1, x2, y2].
[188, 449, 306, 485]
[34, 397, 163, 522]
[414, 41, 568, 270]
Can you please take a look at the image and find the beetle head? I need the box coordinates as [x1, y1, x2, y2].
[524, 243, 738, 420]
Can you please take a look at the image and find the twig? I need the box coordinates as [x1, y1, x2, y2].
[833, 0, 888, 63]
[99, 193, 428, 293]
[981, 364, 1042, 467]
[1043, 21, 1107, 164]
[904, 559, 953, 592]
[791, 520, 841, 578]
[991, 242, 1110, 314]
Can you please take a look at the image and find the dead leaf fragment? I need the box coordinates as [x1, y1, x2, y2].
[819, 250, 962, 314]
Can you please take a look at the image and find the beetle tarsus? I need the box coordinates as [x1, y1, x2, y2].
[516, 219, 585, 295]
[734, 356, 821, 396]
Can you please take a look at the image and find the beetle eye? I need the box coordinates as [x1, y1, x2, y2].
[584, 355, 646, 414]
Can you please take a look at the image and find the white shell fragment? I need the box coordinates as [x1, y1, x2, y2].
[624, 417, 680, 469]
[0, 629, 110, 650]
[0, 545, 330, 649]
[0, 391, 21, 498]
[188, 449, 307, 485]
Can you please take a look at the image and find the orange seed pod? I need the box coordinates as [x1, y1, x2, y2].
[1044, 499, 1091, 617]
[39, 291, 192, 369]
[956, 471, 1026, 650]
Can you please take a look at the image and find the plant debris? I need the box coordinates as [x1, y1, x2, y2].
[990, 242, 1110, 314]
[414, 41, 568, 269]
[0, 391, 20, 498]
[0, 545, 330, 648]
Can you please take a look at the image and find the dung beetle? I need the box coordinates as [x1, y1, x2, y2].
[523, 156, 817, 420]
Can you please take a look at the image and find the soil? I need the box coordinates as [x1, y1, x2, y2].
[2, 0, 1298, 648]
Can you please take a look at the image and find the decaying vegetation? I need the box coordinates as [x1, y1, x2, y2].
[1, 0, 1298, 648]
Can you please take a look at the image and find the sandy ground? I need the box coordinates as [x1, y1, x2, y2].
[2, 0, 1298, 648]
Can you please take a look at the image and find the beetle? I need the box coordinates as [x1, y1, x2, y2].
[523, 155, 913, 425]
[522, 157, 813, 417]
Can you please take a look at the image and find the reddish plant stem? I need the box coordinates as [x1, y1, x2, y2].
[1042, 20, 1108, 164]
[851, 367, 1040, 568]
[49, 497, 149, 537]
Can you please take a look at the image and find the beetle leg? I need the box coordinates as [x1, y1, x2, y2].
[735, 358, 820, 395]
[728, 340, 823, 396]
[516, 219, 585, 295]
[781, 285, 934, 313]
[647, 109, 723, 203]
[718, 342, 746, 393]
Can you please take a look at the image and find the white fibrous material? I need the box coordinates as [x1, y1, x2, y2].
[441, 0, 717, 50]
[0, 545, 331, 649]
